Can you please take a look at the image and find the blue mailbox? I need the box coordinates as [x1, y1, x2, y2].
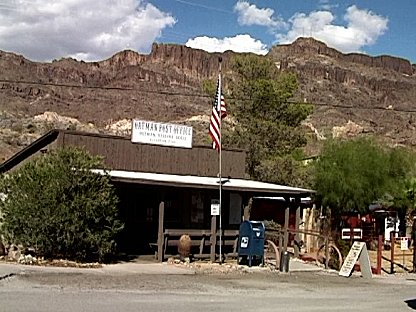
[238, 220, 265, 267]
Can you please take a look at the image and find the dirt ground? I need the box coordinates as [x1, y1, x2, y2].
[368, 247, 415, 274]
[2, 261, 416, 312]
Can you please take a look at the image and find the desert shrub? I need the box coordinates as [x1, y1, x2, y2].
[335, 238, 352, 259]
[263, 220, 282, 243]
[0, 147, 123, 262]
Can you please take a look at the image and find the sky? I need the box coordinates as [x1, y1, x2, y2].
[0, 0, 415, 63]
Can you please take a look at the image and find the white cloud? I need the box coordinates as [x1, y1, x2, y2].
[276, 5, 388, 53]
[185, 34, 268, 55]
[344, 5, 388, 46]
[0, 0, 176, 61]
[233, 1, 287, 29]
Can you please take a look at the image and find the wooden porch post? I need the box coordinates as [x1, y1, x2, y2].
[283, 198, 290, 253]
[210, 215, 217, 262]
[157, 201, 165, 262]
[294, 198, 301, 258]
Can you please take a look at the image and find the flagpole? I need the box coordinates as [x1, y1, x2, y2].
[218, 57, 223, 263]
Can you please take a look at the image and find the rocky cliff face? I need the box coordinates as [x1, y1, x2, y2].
[267, 38, 416, 150]
[269, 37, 413, 75]
[0, 37, 416, 162]
[147, 43, 234, 79]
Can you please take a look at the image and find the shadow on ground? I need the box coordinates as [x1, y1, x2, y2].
[405, 299, 416, 309]
[112, 253, 157, 264]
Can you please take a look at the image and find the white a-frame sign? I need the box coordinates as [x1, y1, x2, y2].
[339, 241, 373, 278]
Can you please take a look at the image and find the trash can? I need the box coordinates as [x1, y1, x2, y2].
[280, 251, 290, 272]
[238, 220, 265, 267]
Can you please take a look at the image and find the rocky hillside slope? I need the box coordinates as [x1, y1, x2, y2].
[269, 38, 416, 152]
[0, 37, 415, 162]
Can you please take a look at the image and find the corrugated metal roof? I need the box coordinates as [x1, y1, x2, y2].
[254, 196, 312, 202]
[92, 169, 314, 196]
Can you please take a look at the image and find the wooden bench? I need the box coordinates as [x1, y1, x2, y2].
[156, 229, 239, 260]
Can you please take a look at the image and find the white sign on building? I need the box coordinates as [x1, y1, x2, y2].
[211, 199, 220, 216]
[131, 119, 193, 148]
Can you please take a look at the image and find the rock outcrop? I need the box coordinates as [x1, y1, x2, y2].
[332, 120, 365, 139]
[148, 43, 234, 79]
[269, 37, 413, 75]
[0, 37, 416, 161]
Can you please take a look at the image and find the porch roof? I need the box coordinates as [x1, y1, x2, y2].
[92, 169, 314, 197]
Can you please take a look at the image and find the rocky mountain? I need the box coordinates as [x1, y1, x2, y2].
[270, 38, 416, 150]
[1, 37, 415, 162]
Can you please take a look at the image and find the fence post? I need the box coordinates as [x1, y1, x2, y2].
[390, 231, 395, 274]
[376, 234, 383, 275]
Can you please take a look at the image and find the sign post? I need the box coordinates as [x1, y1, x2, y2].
[210, 200, 219, 262]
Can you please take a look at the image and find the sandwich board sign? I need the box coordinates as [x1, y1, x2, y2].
[339, 241, 372, 278]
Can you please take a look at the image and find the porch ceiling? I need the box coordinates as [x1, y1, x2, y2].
[91, 169, 314, 197]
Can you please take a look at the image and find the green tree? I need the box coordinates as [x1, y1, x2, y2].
[0, 147, 123, 262]
[201, 78, 217, 96]
[313, 137, 415, 222]
[227, 54, 312, 186]
[403, 178, 416, 212]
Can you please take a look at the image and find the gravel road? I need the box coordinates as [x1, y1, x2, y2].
[1, 263, 416, 312]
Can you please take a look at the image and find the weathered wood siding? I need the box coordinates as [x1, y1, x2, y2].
[58, 131, 246, 178]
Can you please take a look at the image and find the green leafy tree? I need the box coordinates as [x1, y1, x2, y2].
[313, 137, 415, 222]
[226, 54, 312, 186]
[403, 178, 416, 212]
[388, 177, 416, 231]
[202, 78, 217, 96]
[0, 147, 123, 262]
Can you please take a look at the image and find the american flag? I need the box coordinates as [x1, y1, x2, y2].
[209, 75, 227, 152]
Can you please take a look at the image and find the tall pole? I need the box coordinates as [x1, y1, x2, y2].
[412, 216, 416, 272]
[218, 57, 223, 263]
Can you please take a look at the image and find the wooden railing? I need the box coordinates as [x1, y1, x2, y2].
[153, 229, 239, 261]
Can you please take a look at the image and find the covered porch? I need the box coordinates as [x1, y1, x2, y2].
[93, 169, 314, 261]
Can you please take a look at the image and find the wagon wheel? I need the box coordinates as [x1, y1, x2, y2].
[264, 240, 280, 268]
[315, 243, 343, 270]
